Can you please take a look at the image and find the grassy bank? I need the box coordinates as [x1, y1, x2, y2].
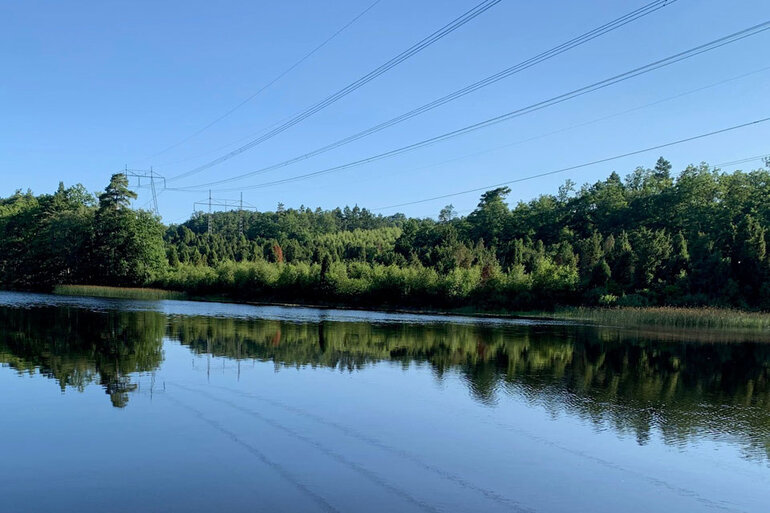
[51, 283, 770, 332]
[54, 284, 186, 301]
[552, 306, 770, 330]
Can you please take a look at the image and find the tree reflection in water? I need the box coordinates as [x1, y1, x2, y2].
[169, 315, 770, 460]
[0, 306, 164, 407]
[1, 304, 769, 459]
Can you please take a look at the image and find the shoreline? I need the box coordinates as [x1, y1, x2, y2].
[47, 284, 770, 331]
[51, 284, 558, 322]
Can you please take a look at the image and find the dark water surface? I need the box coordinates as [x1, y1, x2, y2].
[1, 291, 769, 513]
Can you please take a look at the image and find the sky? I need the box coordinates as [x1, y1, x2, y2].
[2, 0, 769, 223]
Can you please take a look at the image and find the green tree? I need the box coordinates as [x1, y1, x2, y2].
[468, 186, 511, 248]
[438, 204, 456, 223]
[733, 214, 767, 301]
[98, 173, 136, 210]
[92, 175, 166, 286]
[632, 228, 672, 290]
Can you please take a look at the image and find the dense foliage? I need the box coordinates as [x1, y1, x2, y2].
[2, 158, 770, 310]
[0, 174, 166, 288]
[160, 158, 770, 310]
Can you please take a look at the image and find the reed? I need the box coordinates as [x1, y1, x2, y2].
[54, 284, 186, 301]
[555, 306, 770, 330]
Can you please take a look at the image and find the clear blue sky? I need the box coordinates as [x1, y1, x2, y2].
[2, 0, 769, 223]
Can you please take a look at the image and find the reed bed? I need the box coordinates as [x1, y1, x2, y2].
[54, 284, 186, 301]
[556, 306, 770, 330]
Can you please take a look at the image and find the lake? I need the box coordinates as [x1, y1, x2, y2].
[1, 291, 768, 513]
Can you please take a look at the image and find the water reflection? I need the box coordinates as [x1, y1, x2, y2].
[0, 306, 164, 407]
[2, 300, 769, 460]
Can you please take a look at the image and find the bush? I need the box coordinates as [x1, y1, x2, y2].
[598, 294, 618, 307]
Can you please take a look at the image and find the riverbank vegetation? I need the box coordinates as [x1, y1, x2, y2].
[54, 285, 185, 301]
[2, 157, 770, 313]
[551, 306, 770, 330]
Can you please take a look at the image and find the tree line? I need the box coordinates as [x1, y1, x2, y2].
[1, 157, 769, 310]
[0, 174, 165, 289]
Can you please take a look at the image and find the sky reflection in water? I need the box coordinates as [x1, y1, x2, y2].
[1, 291, 768, 513]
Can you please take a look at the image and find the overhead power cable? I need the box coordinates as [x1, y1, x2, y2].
[169, 20, 770, 193]
[166, 66, 770, 195]
[714, 154, 770, 168]
[147, 0, 383, 159]
[373, 116, 770, 211]
[175, 0, 677, 189]
[343, 65, 770, 189]
[167, 0, 502, 182]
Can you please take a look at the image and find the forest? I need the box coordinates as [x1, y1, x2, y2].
[1, 157, 769, 311]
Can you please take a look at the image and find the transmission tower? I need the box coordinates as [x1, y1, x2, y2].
[122, 166, 166, 216]
[192, 192, 258, 235]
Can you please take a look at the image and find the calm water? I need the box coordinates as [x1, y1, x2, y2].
[1, 291, 769, 513]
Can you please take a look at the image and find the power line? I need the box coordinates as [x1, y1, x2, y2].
[170, 20, 770, 193]
[173, 0, 678, 189]
[371, 65, 770, 182]
[307, 65, 770, 196]
[164, 65, 770, 196]
[166, 0, 502, 182]
[147, 0, 383, 160]
[154, 113, 293, 168]
[164, 148, 770, 224]
[714, 154, 770, 168]
[410, 147, 770, 218]
[192, 197, 259, 212]
[372, 116, 770, 211]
